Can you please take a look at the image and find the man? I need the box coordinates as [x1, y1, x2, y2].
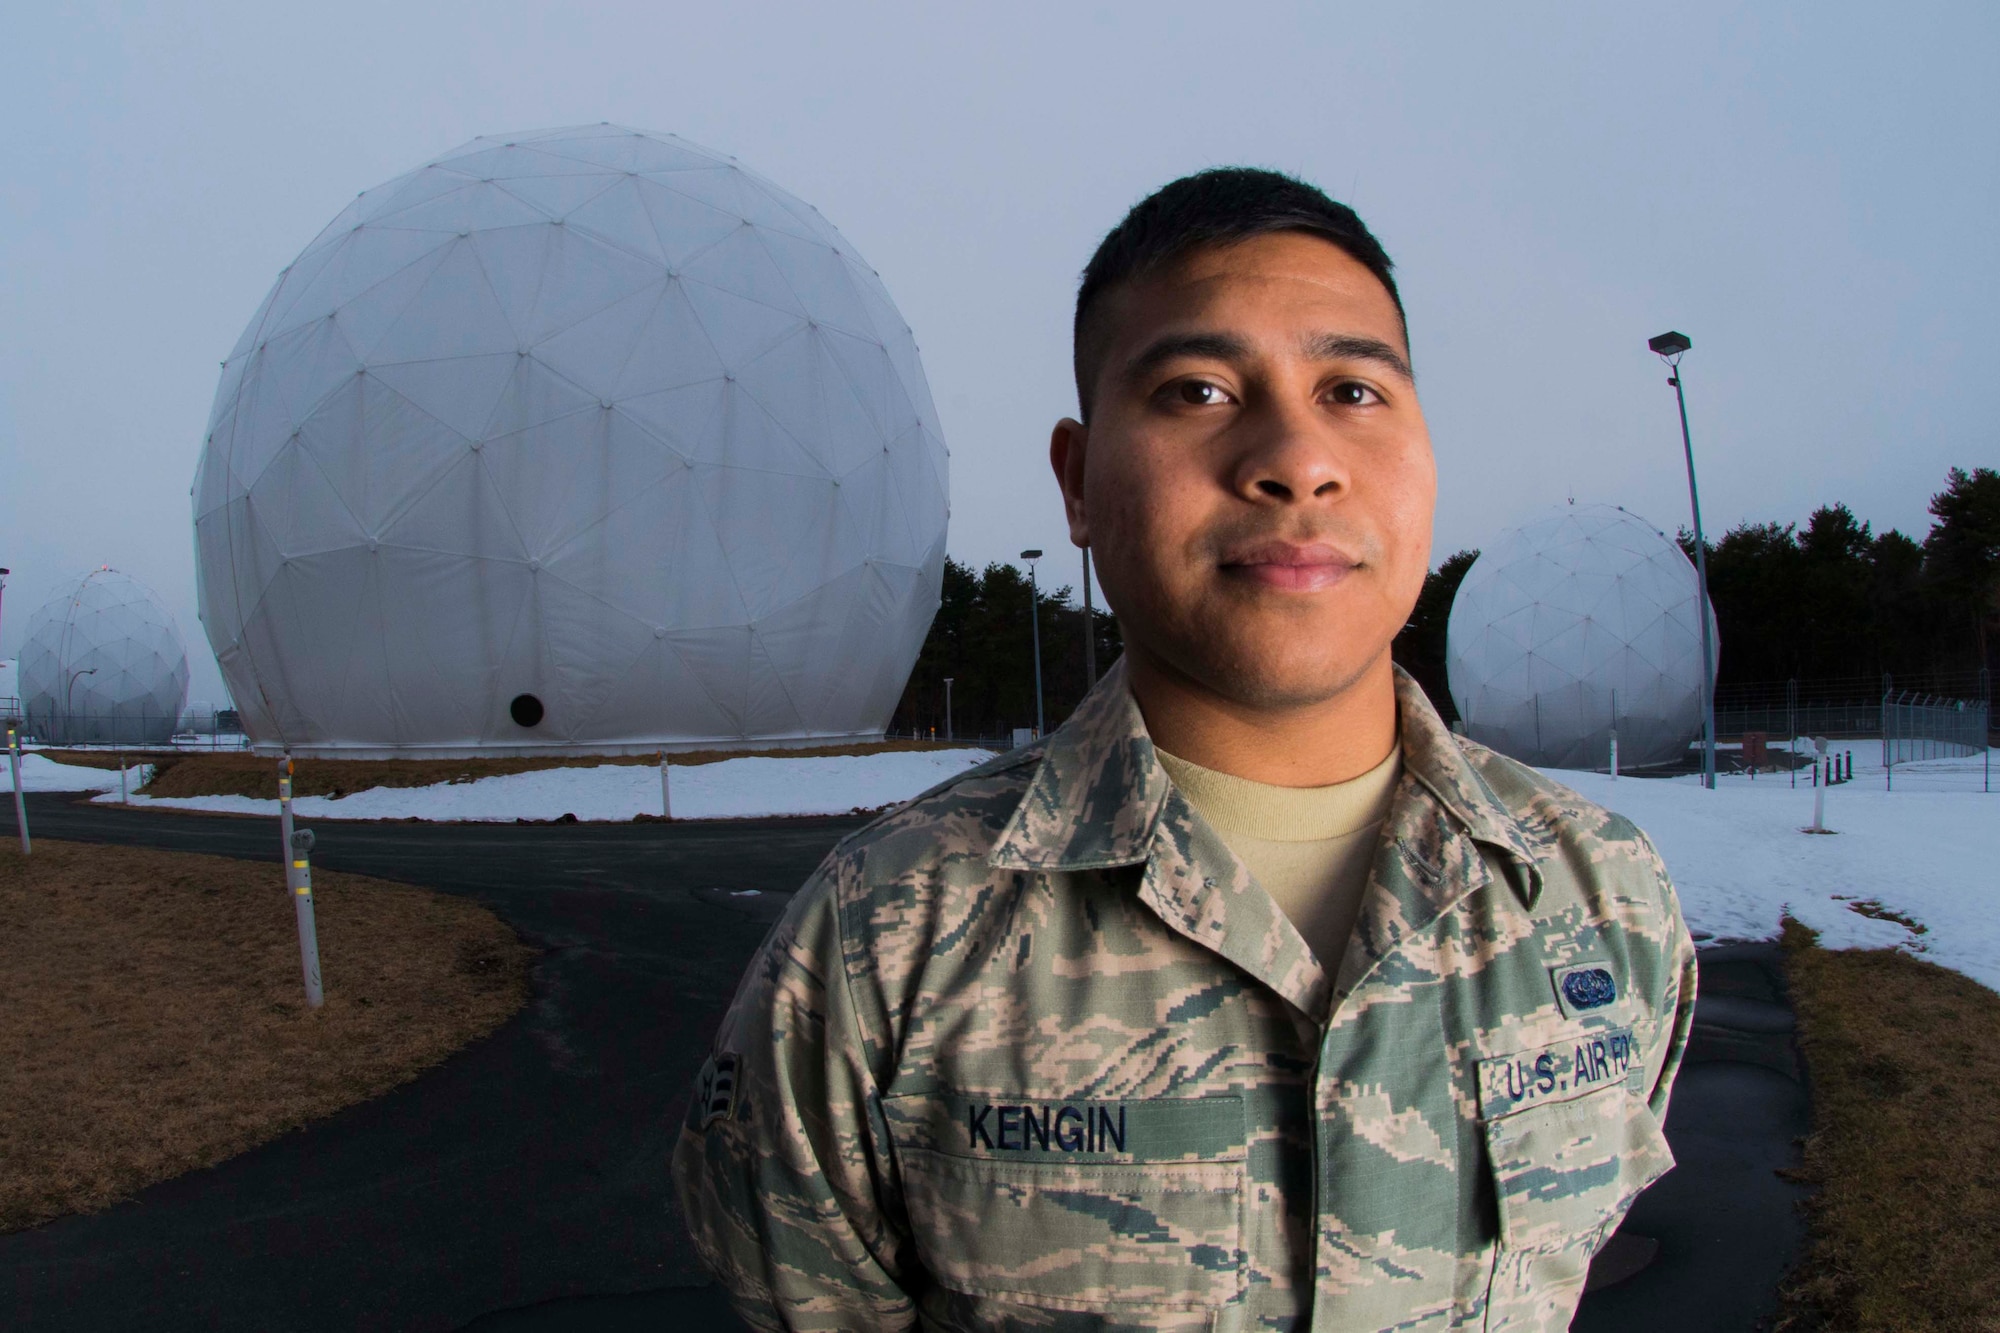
[675, 168, 1697, 1332]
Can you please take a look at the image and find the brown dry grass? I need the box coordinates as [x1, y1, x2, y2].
[126, 738, 963, 801]
[1778, 919, 2000, 1331]
[0, 839, 532, 1233]
[25, 749, 150, 772]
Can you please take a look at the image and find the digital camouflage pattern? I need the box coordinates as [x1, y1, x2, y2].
[674, 659, 1696, 1331]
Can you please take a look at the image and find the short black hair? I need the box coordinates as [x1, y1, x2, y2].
[1072, 167, 1404, 418]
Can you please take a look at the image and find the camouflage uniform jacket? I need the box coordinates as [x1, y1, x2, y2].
[673, 659, 1697, 1332]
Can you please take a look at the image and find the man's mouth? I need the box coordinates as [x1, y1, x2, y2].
[1218, 541, 1360, 592]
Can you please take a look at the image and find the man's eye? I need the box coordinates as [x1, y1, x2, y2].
[1174, 380, 1231, 406]
[1329, 381, 1382, 407]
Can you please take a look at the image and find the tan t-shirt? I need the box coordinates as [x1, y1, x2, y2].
[1156, 744, 1403, 970]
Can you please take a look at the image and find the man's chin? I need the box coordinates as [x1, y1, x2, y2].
[1216, 671, 1376, 713]
[1167, 642, 1386, 714]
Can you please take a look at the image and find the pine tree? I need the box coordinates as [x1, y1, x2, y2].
[1923, 467, 2000, 672]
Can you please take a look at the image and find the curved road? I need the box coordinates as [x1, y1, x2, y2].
[1, 795, 1807, 1331]
[3, 792, 852, 1332]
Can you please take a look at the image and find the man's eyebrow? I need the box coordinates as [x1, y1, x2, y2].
[1119, 330, 1415, 385]
[1302, 332, 1414, 382]
[1119, 332, 1252, 383]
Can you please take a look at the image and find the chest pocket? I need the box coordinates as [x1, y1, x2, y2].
[882, 1091, 1246, 1325]
[1480, 1083, 1674, 1326]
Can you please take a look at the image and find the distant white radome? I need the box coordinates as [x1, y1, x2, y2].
[1446, 504, 1718, 771]
[19, 569, 191, 746]
[194, 125, 948, 757]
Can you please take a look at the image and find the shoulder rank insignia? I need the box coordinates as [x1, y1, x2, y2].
[695, 1051, 740, 1127]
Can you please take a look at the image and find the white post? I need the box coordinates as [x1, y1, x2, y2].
[8, 725, 28, 855]
[278, 754, 296, 866]
[119, 749, 128, 804]
[277, 756, 322, 1007]
[1609, 689, 1618, 779]
[1884, 686, 1894, 792]
[660, 752, 672, 820]
[289, 827, 324, 1008]
[1810, 736, 1828, 832]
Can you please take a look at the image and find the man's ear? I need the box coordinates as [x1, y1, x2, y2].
[1049, 417, 1089, 549]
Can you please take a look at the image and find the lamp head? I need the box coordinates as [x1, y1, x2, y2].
[1020, 549, 1042, 560]
[1648, 330, 1691, 360]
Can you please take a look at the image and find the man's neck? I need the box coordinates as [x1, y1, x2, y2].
[1124, 646, 1400, 788]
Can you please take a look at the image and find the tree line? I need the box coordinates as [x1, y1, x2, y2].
[894, 467, 1999, 736]
[889, 557, 1121, 740]
[1690, 466, 1998, 693]
[1391, 466, 2000, 718]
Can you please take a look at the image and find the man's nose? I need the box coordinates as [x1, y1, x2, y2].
[1227, 399, 1350, 504]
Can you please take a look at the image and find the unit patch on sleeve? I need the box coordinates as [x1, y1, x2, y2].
[695, 1051, 740, 1127]
[1477, 1026, 1639, 1118]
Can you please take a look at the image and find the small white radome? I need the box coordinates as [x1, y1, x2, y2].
[17, 569, 190, 747]
[1447, 504, 1718, 770]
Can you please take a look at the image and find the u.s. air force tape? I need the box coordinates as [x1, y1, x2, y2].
[695, 1051, 740, 1127]
[1477, 1026, 1640, 1118]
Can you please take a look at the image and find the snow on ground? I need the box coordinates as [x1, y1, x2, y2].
[1555, 748, 1999, 991]
[19, 733, 1999, 987]
[102, 749, 997, 823]
[0, 753, 153, 793]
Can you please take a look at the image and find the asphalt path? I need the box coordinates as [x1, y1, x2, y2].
[1571, 941, 1811, 1332]
[1, 792, 848, 1332]
[2, 795, 1808, 1331]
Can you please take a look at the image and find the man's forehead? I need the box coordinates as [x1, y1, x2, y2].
[1171, 230, 1387, 288]
[1105, 233, 1407, 356]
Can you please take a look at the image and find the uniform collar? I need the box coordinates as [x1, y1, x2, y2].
[988, 656, 1171, 871]
[989, 656, 1540, 876]
[1390, 666, 1541, 870]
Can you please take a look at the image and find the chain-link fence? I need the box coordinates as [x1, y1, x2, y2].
[0, 707, 250, 750]
[1715, 671, 1995, 743]
[1716, 697, 1886, 739]
[1883, 690, 1990, 765]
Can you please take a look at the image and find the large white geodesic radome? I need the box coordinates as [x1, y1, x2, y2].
[1446, 504, 1719, 770]
[194, 125, 948, 756]
[19, 569, 191, 746]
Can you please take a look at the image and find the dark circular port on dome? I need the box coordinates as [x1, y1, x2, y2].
[509, 693, 545, 727]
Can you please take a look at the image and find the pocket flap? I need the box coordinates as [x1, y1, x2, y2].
[1483, 1084, 1673, 1253]
[884, 1092, 1247, 1314]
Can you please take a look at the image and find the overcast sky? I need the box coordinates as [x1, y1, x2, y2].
[4, 2, 1995, 707]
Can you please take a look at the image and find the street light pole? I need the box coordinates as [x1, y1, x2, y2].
[1649, 331, 1718, 790]
[943, 677, 954, 742]
[1, 568, 22, 855]
[64, 667, 97, 748]
[0, 565, 11, 721]
[1020, 550, 1045, 737]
